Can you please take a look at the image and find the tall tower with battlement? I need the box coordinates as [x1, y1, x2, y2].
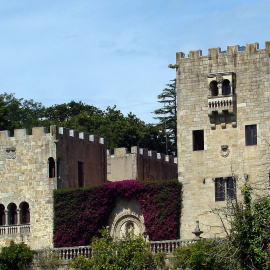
[175, 42, 270, 239]
[0, 126, 106, 249]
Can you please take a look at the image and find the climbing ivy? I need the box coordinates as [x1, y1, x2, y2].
[53, 180, 182, 247]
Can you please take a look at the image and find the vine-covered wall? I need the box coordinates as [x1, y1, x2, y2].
[53, 180, 182, 247]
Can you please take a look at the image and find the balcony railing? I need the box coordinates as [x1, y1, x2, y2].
[208, 95, 235, 116]
[0, 225, 31, 236]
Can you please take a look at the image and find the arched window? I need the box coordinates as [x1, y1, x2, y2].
[20, 202, 30, 224]
[222, 79, 231, 95]
[48, 157, 55, 178]
[210, 81, 218, 96]
[8, 203, 17, 225]
[0, 204, 5, 226]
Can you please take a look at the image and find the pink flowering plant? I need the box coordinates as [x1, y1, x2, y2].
[53, 180, 182, 247]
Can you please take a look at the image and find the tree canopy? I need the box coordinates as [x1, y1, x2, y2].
[0, 93, 167, 153]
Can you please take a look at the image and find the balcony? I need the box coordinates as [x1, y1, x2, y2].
[208, 94, 235, 116]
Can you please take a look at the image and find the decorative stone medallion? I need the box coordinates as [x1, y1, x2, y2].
[6, 147, 16, 159]
[220, 145, 229, 157]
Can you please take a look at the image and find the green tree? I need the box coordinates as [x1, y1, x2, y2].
[0, 93, 46, 132]
[153, 79, 177, 155]
[0, 241, 36, 270]
[228, 184, 270, 269]
[0, 96, 9, 130]
[0, 93, 169, 154]
[69, 228, 164, 270]
[171, 239, 240, 270]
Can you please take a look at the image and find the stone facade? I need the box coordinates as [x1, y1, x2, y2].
[107, 146, 177, 182]
[0, 126, 107, 249]
[175, 42, 270, 240]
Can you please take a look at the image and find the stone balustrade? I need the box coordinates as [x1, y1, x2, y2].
[0, 225, 30, 235]
[36, 238, 197, 262]
[208, 95, 234, 116]
[149, 239, 196, 254]
[54, 246, 92, 260]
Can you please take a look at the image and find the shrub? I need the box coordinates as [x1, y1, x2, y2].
[69, 228, 165, 270]
[171, 240, 236, 270]
[0, 241, 36, 270]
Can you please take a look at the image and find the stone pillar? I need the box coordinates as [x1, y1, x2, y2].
[4, 210, 8, 226]
[16, 209, 20, 225]
[218, 83, 222, 96]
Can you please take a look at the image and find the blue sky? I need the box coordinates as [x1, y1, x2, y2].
[0, 0, 269, 123]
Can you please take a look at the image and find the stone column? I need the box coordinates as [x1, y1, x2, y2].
[16, 209, 20, 225]
[4, 210, 8, 225]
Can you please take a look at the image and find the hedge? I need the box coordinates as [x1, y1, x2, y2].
[53, 180, 182, 247]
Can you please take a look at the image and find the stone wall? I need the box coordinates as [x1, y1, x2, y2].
[56, 127, 107, 188]
[0, 125, 107, 249]
[176, 42, 270, 239]
[0, 126, 57, 249]
[107, 146, 177, 182]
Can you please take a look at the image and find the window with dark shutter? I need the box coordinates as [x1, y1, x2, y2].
[246, 125, 257, 146]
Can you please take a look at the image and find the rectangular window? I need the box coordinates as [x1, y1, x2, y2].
[193, 130, 204, 151]
[245, 125, 257, 146]
[215, 177, 236, 201]
[78, 161, 84, 188]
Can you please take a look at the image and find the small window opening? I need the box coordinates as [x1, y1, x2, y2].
[0, 204, 5, 225]
[222, 79, 231, 95]
[48, 157, 55, 178]
[78, 161, 84, 187]
[193, 130, 204, 151]
[8, 203, 17, 225]
[210, 81, 218, 96]
[245, 125, 257, 146]
[20, 202, 30, 224]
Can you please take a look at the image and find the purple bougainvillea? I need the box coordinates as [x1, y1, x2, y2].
[53, 180, 182, 247]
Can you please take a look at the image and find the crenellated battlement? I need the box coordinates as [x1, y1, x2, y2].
[58, 126, 105, 145]
[175, 41, 270, 62]
[0, 126, 105, 145]
[107, 146, 177, 164]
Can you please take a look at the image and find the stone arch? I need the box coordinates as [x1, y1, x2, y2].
[0, 204, 5, 225]
[48, 157, 55, 178]
[7, 203, 17, 225]
[108, 198, 145, 239]
[209, 80, 218, 96]
[222, 79, 231, 95]
[19, 201, 30, 224]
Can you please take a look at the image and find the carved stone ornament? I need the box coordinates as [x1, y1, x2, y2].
[220, 145, 230, 157]
[216, 74, 223, 83]
[6, 147, 16, 159]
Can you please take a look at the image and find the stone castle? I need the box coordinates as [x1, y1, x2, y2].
[0, 41, 269, 250]
[0, 126, 176, 249]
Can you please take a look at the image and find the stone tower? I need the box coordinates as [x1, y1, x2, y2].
[175, 42, 270, 239]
